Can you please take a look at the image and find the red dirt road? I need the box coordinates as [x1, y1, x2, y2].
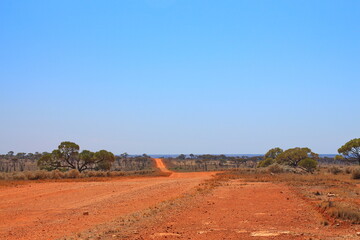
[0, 160, 359, 240]
[0, 160, 214, 240]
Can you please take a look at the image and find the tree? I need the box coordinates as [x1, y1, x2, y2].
[38, 153, 60, 171]
[57, 141, 80, 169]
[177, 154, 186, 160]
[276, 147, 318, 167]
[334, 155, 344, 161]
[120, 152, 129, 159]
[37, 141, 115, 172]
[78, 150, 95, 172]
[338, 138, 360, 165]
[94, 150, 115, 171]
[264, 147, 283, 159]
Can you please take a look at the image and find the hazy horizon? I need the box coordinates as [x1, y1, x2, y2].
[1, 1, 359, 154]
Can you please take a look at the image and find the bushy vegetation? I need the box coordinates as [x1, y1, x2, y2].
[0, 169, 156, 181]
[320, 201, 360, 224]
[37, 141, 115, 172]
[257, 158, 275, 168]
[298, 158, 318, 173]
[165, 154, 260, 172]
[338, 138, 360, 165]
[1, 142, 154, 174]
[0, 151, 44, 172]
[267, 163, 286, 174]
[257, 147, 319, 173]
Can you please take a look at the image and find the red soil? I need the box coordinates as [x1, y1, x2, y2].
[132, 180, 360, 239]
[0, 159, 358, 239]
[0, 160, 213, 240]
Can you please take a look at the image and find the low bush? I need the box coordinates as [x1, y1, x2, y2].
[0, 172, 7, 180]
[0, 168, 156, 181]
[298, 158, 318, 173]
[257, 158, 275, 168]
[65, 169, 81, 178]
[24, 171, 36, 180]
[328, 166, 343, 175]
[351, 167, 360, 179]
[12, 172, 27, 180]
[321, 201, 360, 223]
[51, 169, 65, 179]
[267, 164, 285, 174]
[28, 170, 50, 180]
[345, 167, 352, 174]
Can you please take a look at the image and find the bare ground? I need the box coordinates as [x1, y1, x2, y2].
[0, 160, 359, 240]
[129, 180, 360, 240]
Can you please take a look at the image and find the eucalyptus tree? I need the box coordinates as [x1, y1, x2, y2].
[338, 138, 360, 165]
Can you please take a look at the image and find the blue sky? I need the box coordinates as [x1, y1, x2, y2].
[0, 0, 359, 154]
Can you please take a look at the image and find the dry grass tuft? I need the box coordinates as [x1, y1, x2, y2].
[320, 201, 360, 223]
[351, 167, 360, 179]
[267, 164, 285, 174]
[12, 172, 27, 180]
[65, 169, 81, 178]
[328, 166, 343, 175]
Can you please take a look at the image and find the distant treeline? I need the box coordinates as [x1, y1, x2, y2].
[0, 143, 153, 173]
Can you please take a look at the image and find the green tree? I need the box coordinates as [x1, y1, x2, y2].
[276, 147, 318, 167]
[177, 154, 186, 160]
[264, 147, 283, 159]
[338, 138, 360, 165]
[78, 150, 95, 172]
[94, 150, 115, 171]
[57, 141, 80, 169]
[37, 153, 60, 171]
[37, 141, 115, 172]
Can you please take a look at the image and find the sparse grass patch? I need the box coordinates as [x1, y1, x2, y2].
[320, 201, 360, 223]
[218, 168, 360, 224]
[0, 168, 160, 182]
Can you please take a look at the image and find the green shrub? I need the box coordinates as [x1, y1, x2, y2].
[257, 158, 275, 168]
[298, 158, 318, 173]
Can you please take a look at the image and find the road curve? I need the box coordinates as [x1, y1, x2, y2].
[153, 158, 172, 174]
[0, 164, 214, 240]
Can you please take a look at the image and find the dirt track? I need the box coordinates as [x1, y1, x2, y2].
[0, 160, 214, 240]
[0, 159, 359, 240]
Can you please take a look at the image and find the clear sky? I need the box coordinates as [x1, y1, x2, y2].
[0, 0, 359, 154]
